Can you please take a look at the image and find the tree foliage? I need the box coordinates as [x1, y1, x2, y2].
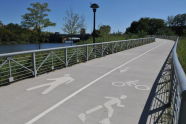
[62, 9, 85, 34]
[156, 27, 175, 35]
[80, 28, 86, 35]
[167, 13, 186, 36]
[0, 22, 52, 44]
[167, 14, 186, 27]
[126, 14, 186, 36]
[21, 2, 55, 32]
[126, 18, 166, 35]
[99, 25, 111, 36]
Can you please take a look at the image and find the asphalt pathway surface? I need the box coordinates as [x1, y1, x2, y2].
[0, 39, 174, 124]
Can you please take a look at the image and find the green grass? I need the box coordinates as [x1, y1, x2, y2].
[77, 34, 144, 45]
[177, 37, 186, 73]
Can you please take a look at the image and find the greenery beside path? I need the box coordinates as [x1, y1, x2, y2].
[177, 37, 186, 73]
[77, 34, 143, 45]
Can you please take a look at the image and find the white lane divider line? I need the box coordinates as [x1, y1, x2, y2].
[25, 42, 165, 124]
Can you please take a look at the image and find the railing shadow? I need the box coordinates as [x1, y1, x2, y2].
[139, 49, 173, 124]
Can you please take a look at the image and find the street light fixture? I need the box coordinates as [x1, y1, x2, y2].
[90, 3, 99, 43]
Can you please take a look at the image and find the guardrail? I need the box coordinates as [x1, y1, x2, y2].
[172, 38, 186, 124]
[139, 37, 186, 124]
[0, 37, 155, 86]
[152, 35, 178, 41]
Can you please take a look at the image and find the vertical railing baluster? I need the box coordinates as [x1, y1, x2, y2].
[86, 45, 89, 61]
[32, 52, 37, 77]
[120, 42, 122, 51]
[94, 44, 96, 58]
[76, 47, 79, 63]
[65, 48, 68, 67]
[51, 51, 54, 70]
[112, 43, 114, 54]
[101, 43, 103, 57]
[8, 57, 13, 82]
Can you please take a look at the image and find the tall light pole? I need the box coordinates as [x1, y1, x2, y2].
[90, 3, 99, 43]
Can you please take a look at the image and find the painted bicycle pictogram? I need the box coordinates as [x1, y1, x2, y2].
[112, 80, 150, 91]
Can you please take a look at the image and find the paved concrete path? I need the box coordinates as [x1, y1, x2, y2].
[0, 39, 174, 124]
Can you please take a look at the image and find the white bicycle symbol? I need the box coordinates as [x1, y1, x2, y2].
[112, 80, 150, 91]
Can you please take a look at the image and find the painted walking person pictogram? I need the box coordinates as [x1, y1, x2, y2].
[26, 74, 74, 94]
[78, 95, 127, 124]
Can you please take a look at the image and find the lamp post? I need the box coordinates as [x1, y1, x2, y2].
[90, 3, 99, 43]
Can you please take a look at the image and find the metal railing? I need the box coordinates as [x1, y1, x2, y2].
[139, 36, 186, 124]
[152, 35, 178, 41]
[171, 38, 186, 124]
[0, 37, 155, 85]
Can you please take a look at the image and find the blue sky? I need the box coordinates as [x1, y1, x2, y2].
[0, 0, 186, 33]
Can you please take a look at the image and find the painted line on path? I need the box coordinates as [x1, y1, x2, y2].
[25, 42, 165, 124]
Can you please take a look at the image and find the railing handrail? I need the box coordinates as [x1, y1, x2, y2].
[0, 37, 153, 57]
[151, 35, 178, 41]
[173, 37, 186, 95]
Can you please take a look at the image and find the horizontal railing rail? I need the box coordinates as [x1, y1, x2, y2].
[172, 37, 186, 124]
[0, 37, 151, 57]
[139, 37, 186, 124]
[152, 35, 178, 41]
[0, 37, 155, 86]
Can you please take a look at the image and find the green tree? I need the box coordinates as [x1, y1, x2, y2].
[21, 2, 55, 32]
[167, 14, 186, 27]
[172, 14, 186, 26]
[80, 28, 86, 43]
[137, 18, 150, 33]
[62, 9, 85, 34]
[156, 27, 175, 35]
[99, 25, 111, 36]
[80, 28, 86, 35]
[167, 13, 186, 36]
[126, 21, 139, 34]
[148, 18, 165, 35]
[125, 18, 166, 35]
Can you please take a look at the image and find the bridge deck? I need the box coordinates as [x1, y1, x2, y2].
[0, 39, 174, 124]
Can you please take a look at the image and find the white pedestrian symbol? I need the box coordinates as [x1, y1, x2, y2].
[78, 95, 127, 124]
[26, 74, 74, 94]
